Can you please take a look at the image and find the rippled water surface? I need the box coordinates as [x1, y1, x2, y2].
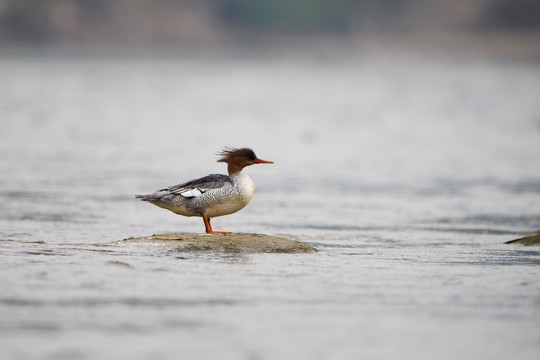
[1, 49, 540, 359]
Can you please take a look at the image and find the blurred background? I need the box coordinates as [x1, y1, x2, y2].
[0, 0, 539, 57]
[1, 0, 539, 195]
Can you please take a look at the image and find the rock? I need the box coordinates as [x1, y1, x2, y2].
[505, 231, 540, 246]
[106, 260, 135, 269]
[123, 233, 318, 253]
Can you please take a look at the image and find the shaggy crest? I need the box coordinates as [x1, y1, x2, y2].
[217, 147, 257, 163]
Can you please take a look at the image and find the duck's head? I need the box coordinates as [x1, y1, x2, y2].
[217, 147, 273, 174]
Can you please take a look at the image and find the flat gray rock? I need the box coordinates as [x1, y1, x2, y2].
[505, 231, 540, 246]
[123, 233, 318, 253]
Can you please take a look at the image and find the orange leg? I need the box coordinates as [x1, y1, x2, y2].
[203, 216, 230, 234]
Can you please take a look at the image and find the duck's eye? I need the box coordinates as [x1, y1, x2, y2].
[248, 153, 257, 161]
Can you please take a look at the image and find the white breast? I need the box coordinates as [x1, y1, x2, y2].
[203, 172, 255, 218]
[232, 172, 255, 200]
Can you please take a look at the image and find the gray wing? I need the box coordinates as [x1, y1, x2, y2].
[165, 174, 232, 198]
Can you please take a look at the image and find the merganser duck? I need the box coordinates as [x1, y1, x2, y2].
[135, 147, 273, 233]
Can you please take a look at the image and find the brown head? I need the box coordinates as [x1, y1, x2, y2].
[217, 147, 274, 174]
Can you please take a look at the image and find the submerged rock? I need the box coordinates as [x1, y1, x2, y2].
[505, 231, 540, 246]
[124, 233, 317, 253]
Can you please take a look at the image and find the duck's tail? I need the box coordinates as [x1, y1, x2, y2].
[134, 194, 155, 202]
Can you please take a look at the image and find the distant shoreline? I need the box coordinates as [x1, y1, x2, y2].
[1, 30, 540, 62]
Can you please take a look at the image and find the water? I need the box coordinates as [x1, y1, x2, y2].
[1, 49, 540, 360]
